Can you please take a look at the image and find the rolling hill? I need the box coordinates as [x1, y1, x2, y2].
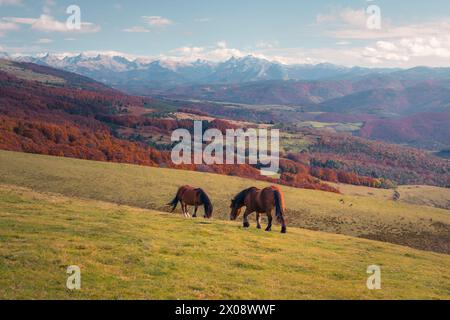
[319, 82, 450, 116]
[1, 150, 449, 254]
[1, 58, 448, 190]
[1, 185, 450, 299]
[0, 151, 449, 299]
[359, 109, 450, 149]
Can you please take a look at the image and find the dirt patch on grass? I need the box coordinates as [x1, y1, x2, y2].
[362, 228, 450, 255]
[287, 208, 450, 255]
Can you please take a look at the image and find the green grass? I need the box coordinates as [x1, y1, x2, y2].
[0, 150, 449, 253]
[280, 132, 312, 153]
[0, 185, 449, 299]
[295, 121, 363, 132]
[330, 183, 450, 210]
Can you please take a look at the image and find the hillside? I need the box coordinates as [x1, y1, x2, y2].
[1, 59, 448, 189]
[1, 150, 449, 254]
[1, 185, 449, 299]
[1, 183, 449, 300]
[359, 110, 450, 150]
[319, 83, 450, 116]
[6, 56, 450, 152]
[0, 59, 339, 192]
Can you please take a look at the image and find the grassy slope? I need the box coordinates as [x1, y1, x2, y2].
[0, 150, 449, 253]
[329, 183, 450, 210]
[0, 185, 449, 299]
[0, 59, 66, 85]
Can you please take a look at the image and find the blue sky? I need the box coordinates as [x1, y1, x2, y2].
[1, 0, 450, 66]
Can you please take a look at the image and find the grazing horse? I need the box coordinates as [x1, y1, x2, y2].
[230, 186, 287, 233]
[168, 185, 213, 218]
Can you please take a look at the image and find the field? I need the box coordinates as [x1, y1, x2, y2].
[1, 184, 449, 299]
[0, 150, 449, 254]
[331, 183, 450, 210]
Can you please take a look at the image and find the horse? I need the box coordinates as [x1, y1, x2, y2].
[168, 185, 213, 219]
[230, 186, 287, 233]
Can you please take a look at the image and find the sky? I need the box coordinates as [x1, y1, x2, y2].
[1, 0, 450, 67]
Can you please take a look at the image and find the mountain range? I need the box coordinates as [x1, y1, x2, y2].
[5, 53, 400, 87]
[2, 53, 450, 151]
[1, 58, 448, 189]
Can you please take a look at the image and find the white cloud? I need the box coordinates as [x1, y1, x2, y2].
[336, 41, 351, 46]
[169, 42, 247, 62]
[122, 26, 150, 33]
[317, 7, 450, 41]
[255, 40, 279, 49]
[122, 16, 173, 33]
[0, 21, 20, 31]
[216, 41, 227, 49]
[316, 8, 366, 28]
[4, 14, 100, 33]
[36, 38, 53, 44]
[0, 0, 22, 6]
[142, 16, 173, 27]
[311, 7, 450, 66]
[362, 36, 450, 65]
[0, 20, 19, 36]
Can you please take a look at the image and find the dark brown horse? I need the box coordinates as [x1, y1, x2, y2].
[230, 186, 287, 233]
[168, 185, 213, 218]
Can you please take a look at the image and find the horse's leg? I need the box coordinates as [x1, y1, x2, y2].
[279, 215, 287, 234]
[179, 201, 184, 217]
[256, 213, 262, 229]
[265, 212, 273, 232]
[192, 205, 198, 218]
[183, 203, 189, 218]
[181, 203, 186, 217]
[243, 209, 252, 228]
[185, 205, 191, 218]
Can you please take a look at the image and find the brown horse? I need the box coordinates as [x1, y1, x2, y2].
[230, 186, 287, 233]
[168, 185, 213, 218]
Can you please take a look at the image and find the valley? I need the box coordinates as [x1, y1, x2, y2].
[1, 0, 449, 303]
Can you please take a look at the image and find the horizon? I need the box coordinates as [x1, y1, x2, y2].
[1, 0, 450, 67]
[2, 52, 448, 70]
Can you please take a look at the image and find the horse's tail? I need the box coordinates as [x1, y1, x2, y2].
[198, 188, 213, 218]
[167, 187, 183, 212]
[273, 188, 285, 223]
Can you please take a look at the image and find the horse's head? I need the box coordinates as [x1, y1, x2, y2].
[229, 198, 242, 221]
[205, 203, 213, 219]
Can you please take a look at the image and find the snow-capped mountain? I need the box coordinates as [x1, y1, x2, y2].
[5, 53, 279, 87]
[4, 52, 399, 90]
[203, 55, 288, 83]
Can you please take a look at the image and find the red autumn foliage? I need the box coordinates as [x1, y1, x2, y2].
[0, 65, 340, 193]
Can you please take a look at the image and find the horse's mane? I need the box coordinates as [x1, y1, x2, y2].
[233, 187, 258, 206]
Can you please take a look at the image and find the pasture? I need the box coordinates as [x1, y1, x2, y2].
[0, 185, 449, 299]
[0, 150, 449, 253]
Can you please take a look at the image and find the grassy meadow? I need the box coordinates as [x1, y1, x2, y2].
[0, 184, 449, 299]
[0, 150, 449, 254]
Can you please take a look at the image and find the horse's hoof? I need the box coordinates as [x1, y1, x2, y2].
[257, 225, 262, 229]
[281, 227, 287, 234]
[243, 222, 250, 228]
[265, 228, 271, 232]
